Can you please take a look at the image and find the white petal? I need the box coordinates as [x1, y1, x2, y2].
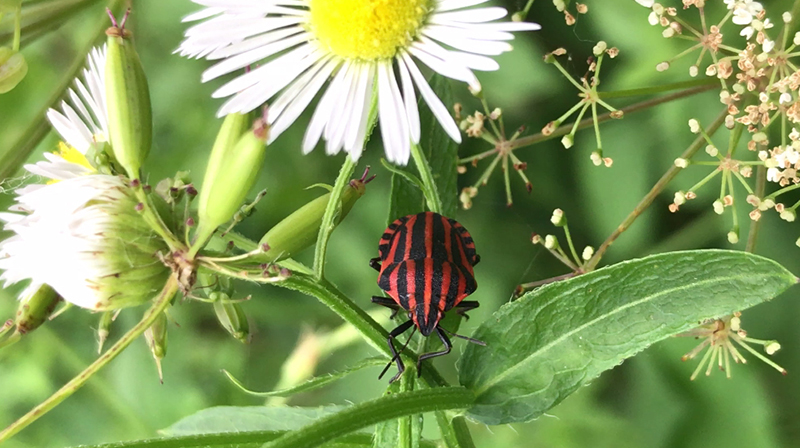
[401, 52, 461, 144]
[201, 32, 310, 81]
[437, 0, 492, 12]
[433, 7, 508, 24]
[302, 62, 351, 154]
[418, 36, 499, 71]
[409, 42, 479, 89]
[207, 23, 306, 60]
[377, 61, 411, 165]
[423, 27, 513, 55]
[397, 56, 420, 143]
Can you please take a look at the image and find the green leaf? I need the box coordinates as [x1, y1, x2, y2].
[163, 406, 348, 436]
[458, 250, 797, 425]
[419, 74, 459, 218]
[388, 168, 425, 225]
[223, 358, 386, 398]
[261, 387, 474, 448]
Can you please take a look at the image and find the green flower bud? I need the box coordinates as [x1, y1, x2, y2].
[0, 47, 27, 94]
[196, 117, 268, 242]
[105, 11, 152, 179]
[212, 293, 250, 344]
[15, 284, 60, 335]
[258, 169, 371, 262]
[144, 311, 168, 382]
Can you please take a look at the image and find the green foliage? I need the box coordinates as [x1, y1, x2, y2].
[459, 250, 797, 425]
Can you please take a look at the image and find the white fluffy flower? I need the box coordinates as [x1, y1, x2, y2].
[177, 0, 540, 165]
[726, 0, 764, 26]
[0, 176, 168, 310]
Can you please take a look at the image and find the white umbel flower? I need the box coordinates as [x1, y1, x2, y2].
[178, 0, 540, 165]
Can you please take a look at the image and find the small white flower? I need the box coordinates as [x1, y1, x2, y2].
[728, 0, 764, 26]
[780, 92, 792, 104]
[636, 0, 654, 7]
[763, 38, 775, 53]
[740, 25, 755, 39]
[178, 0, 540, 165]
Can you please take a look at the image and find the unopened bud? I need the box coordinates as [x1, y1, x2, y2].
[674, 158, 688, 168]
[257, 169, 370, 263]
[97, 311, 114, 353]
[544, 234, 559, 250]
[688, 119, 700, 133]
[550, 208, 566, 226]
[197, 117, 268, 238]
[582, 246, 594, 261]
[0, 47, 27, 94]
[15, 285, 60, 335]
[561, 134, 574, 149]
[713, 200, 724, 215]
[727, 229, 739, 244]
[593, 41, 607, 56]
[105, 11, 152, 179]
[780, 209, 797, 222]
[213, 295, 250, 343]
[765, 340, 781, 355]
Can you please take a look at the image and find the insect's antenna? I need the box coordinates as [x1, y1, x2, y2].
[440, 326, 486, 346]
[378, 326, 418, 379]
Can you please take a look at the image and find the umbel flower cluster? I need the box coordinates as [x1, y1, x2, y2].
[632, 0, 800, 245]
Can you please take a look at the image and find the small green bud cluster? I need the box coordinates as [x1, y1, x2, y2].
[144, 311, 169, 382]
[0, 285, 60, 349]
[0, 46, 27, 93]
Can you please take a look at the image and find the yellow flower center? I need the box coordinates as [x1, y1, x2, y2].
[309, 0, 430, 60]
[57, 142, 93, 170]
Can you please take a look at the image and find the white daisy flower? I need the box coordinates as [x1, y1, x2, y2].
[177, 0, 540, 165]
[0, 46, 170, 310]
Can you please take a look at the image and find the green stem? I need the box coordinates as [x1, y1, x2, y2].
[0, 275, 180, 444]
[436, 413, 477, 448]
[68, 431, 404, 448]
[0, 1, 119, 182]
[745, 166, 767, 253]
[312, 156, 356, 280]
[259, 388, 475, 448]
[12, 4, 20, 51]
[410, 143, 443, 214]
[584, 109, 727, 271]
[503, 83, 717, 153]
[597, 78, 717, 99]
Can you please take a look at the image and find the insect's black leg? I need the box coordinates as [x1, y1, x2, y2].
[472, 254, 481, 266]
[372, 296, 401, 319]
[369, 257, 382, 271]
[416, 326, 452, 377]
[454, 300, 480, 319]
[378, 320, 414, 383]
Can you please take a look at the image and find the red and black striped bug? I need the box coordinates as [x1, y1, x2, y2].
[370, 211, 485, 382]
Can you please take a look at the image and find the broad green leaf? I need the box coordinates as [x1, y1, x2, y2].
[458, 250, 797, 425]
[163, 405, 347, 435]
[223, 358, 386, 398]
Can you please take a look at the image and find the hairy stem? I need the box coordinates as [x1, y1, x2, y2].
[0, 275, 179, 443]
[584, 109, 727, 271]
[745, 166, 767, 253]
[312, 156, 356, 280]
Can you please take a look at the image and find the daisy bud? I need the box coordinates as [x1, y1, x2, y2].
[0, 47, 27, 93]
[213, 293, 250, 343]
[765, 341, 781, 355]
[197, 117, 268, 240]
[105, 13, 152, 179]
[257, 170, 369, 263]
[544, 234, 559, 250]
[14, 285, 60, 335]
[582, 246, 594, 261]
[144, 311, 168, 382]
[550, 208, 566, 227]
[780, 209, 796, 222]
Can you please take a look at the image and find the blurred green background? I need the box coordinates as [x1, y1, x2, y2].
[1, 0, 799, 447]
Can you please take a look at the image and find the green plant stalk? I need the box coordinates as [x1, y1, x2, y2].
[745, 165, 767, 253]
[312, 156, 356, 280]
[584, 109, 727, 271]
[597, 78, 717, 99]
[0, 275, 180, 443]
[0, 0, 101, 48]
[410, 143, 443, 214]
[0, 0, 122, 182]
[499, 83, 717, 154]
[259, 388, 475, 448]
